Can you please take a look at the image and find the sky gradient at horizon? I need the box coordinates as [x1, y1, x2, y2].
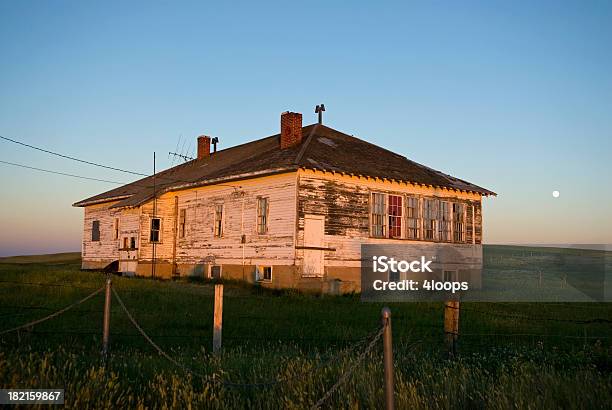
[1, 1, 611, 256]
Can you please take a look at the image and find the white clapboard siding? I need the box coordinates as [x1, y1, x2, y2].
[137, 172, 298, 266]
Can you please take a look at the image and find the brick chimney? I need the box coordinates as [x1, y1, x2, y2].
[197, 136, 210, 160]
[280, 111, 303, 149]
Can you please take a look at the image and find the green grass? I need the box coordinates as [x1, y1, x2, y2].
[0, 246, 611, 408]
[0, 252, 81, 264]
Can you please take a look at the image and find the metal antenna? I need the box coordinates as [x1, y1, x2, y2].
[315, 104, 326, 124]
[168, 151, 194, 163]
[211, 137, 219, 153]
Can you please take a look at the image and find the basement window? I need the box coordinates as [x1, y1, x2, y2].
[370, 193, 386, 237]
[210, 265, 222, 279]
[406, 196, 420, 239]
[179, 208, 186, 238]
[91, 220, 100, 242]
[423, 199, 436, 241]
[214, 204, 224, 237]
[453, 203, 465, 242]
[438, 201, 451, 242]
[256, 266, 272, 282]
[388, 195, 403, 238]
[257, 197, 269, 234]
[150, 218, 161, 243]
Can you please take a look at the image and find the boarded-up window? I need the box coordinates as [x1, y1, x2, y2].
[122, 237, 129, 249]
[150, 218, 161, 243]
[406, 196, 420, 239]
[388, 195, 403, 238]
[438, 201, 451, 241]
[91, 220, 100, 242]
[423, 199, 436, 240]
[113, 218, 119, 240]
[370, 193, 386, 237]
[214, 205, 223, 237]
[453, 203, 465, 242]
[179, 209, 186, 238]
[257, 197, 268, 234]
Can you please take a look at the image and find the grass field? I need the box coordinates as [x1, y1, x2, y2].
[1, 246, 611, 409]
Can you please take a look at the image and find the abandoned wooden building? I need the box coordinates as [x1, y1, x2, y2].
[73, 110, 495, 293]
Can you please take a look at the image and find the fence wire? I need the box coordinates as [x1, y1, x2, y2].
[0, 286, 104, 336]
[311, 326, 384, 409]
[112, 288, 212, 381]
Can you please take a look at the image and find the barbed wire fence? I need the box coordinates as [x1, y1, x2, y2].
[0, 276, 398, 408]
[1, 275, 612, 408]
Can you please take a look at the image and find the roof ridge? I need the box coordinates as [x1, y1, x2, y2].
[294, 123, 319, 164]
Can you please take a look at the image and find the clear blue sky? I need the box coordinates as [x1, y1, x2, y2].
[1, 1, 611, 256]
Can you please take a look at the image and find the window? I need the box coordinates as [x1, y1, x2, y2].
[438, 201, 451, 241]
[423, 199, 436, 240]
[453, 203, 465, 242]
[210, 265, 222, 279]
[113, 218, 119, 240]
[130, 237, 136, 249]
[257, 197, 269, 234]
[91, 220, 100, 241]
[123, 237, 129, 249]
[179, 209, 186, 238]
[406, 196, 420, 239]
[256, 266, 272, 282]
[443, 270, 458, 282]
[388, 195, 403, 238]
[371, 193, 386, 237]
[150, 218, 161, 242]
[214, 204, 224, 237]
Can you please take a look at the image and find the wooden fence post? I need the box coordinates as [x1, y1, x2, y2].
[213, 284, 223, 353]
[444, 300, 460, 357]
[381, 307, 395, 410]
[102, 276, 112, 360]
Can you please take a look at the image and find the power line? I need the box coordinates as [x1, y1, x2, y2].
[0, 160, 128, 185]
[0, 135, 149, 176]
[1, 136, 243, 192]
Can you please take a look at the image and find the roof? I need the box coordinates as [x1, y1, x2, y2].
[73, 124, 495, 208]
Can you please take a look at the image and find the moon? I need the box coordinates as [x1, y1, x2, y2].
[552, 190, 560, 198]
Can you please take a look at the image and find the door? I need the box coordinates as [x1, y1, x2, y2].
[303, 214, 325, 277]
[119, 236, 138, 275]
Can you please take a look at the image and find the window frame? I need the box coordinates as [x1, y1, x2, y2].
[91, 220, 100, 242]
[370, 192, 387, 238]
[387, 194, 403, 239]
[213, 204, 224, 238]
[422, 199, 437, 241]
[405, 195, 421, 240]
[256, 265, 273, 282]
[209, 265, 222, 279]
[179, 208, 186, 239]
[443, 270, 458, 282]
[438, 200, 451, 242]
[150, 217, 162, 243]
[256, 197, 269, 235]
[452, 202, 466, 243]
[113, 218, 119, 240]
